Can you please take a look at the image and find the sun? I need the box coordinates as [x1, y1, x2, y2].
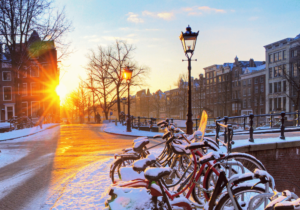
[55, 83, 68, 101]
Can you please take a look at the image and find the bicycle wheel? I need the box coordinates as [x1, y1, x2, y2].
[193, 153, 266, 203]
[215, 186, 268, 210]
[110, 156, 140, 183]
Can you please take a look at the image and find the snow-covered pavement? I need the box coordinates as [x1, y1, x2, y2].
[0, 123, 59, 141]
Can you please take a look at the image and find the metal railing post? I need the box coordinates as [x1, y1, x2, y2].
[224, 116, 228, 144]
[249, 113, 254, 142]
[280, 112, 285, 140]
[227, 124, 233, 153]
[171, 118, 173, 124]
[131, 116, 134, 129]
[215, 117, 220, 146]
[297, 109, 300, 127]
[138, 116, 140, 130]
[270, 115, 273, 128]
[243, 116, 246, 130]
[195, 119, 198, 130]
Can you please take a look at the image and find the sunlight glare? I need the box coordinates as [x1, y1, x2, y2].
[56, 83, 68, 101]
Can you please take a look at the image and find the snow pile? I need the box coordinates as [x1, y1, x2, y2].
[0, 123, 59, 141]
[0, 149, 29, 169]
[0, 122, 11, 129]
[106, 186, 153, 210]
[103, 123, 164, 137]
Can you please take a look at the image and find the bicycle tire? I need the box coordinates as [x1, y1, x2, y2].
[192, 153, 266, 204]
[110, 156, 140, 183]
[215, 186, 267, 210]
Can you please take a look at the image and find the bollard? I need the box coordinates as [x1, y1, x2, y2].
[280, 112, 285, 140]
[227, 124, 233, 153]
[171, 118, 173, 124]
[138, 116, 140, 130]
[249, 113, 254, 142]
[224, 116, 228, 144]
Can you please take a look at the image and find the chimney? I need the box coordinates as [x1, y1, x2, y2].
[249, 58, 255, 67]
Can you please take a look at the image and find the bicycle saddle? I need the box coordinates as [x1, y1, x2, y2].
[144, 167, 171, 182]
[171, 142, 191, 155]
[133, 139, 150, 153]
[274, 198, 300, 210]
[133, 158, 153, 172]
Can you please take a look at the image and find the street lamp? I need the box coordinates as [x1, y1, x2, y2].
[179, 25, 199, 134]
[122, 66, 133, 132]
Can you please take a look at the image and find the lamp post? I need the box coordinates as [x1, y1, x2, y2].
[122, 66, 133, 132]
[179, 25, 199, 134]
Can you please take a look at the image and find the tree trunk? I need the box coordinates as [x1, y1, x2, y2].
[116, 86, 121, 120]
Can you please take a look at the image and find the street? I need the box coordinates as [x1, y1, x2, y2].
[0, 124, 146, 210]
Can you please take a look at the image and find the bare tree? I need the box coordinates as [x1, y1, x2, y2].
[0, 0, 72, 115]
[84, 47, 117, 120]
[107, 40, 149, 119]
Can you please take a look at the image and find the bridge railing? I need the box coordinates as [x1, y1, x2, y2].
[215, 111, 298, 143]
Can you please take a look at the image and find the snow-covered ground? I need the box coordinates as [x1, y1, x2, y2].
[0, 123, 59, 141]
[0, 122, 11, 129]
[103, 123, 164, 137]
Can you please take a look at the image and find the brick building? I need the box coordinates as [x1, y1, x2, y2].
[0, 31, 60, 122]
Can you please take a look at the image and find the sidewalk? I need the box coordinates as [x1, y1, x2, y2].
[0, 123, 60, 141]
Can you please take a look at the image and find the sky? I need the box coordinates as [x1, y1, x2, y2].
[54, 0, 300, 100]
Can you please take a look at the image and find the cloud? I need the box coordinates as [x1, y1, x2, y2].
[183, 6, 226, 16]
[143, 10, 174, 20]
[198, 6, 226, 13]
[126, 12, 144, 23]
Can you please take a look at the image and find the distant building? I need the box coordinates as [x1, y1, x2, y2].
[264, 33, 300, 121]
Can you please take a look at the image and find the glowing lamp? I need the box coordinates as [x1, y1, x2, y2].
[122, 66, 133, 81]
[179, 25, 199, 55]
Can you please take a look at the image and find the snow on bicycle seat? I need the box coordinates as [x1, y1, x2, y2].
[185, 140, 219, 151]
[133, 137, 148, 143]
[144, 167, 171, 182]
[133, 139, 150, 152]
[199, 151, 222, 164]
[132, 158, 153, 172]
[274, 198, 300, 210]
[171, 142, 191, 155]
[146, 154, 156, 162]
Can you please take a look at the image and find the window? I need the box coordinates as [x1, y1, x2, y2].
[260, 96, 264, 105]
[260, 77, 264, 83]
[274, 82, 277, 93]
[274, 52, 280, 61]
[254, 98, 258, 106]
[269, 54, 273, 63]
[283, 97, 286, 111]
[261, 108, 264, 114]
[260, 84, 264, 92]
[243, 99, 246, 108]
[292, 50, 298, 57]
[269, 99, 272, 112]
[269, 83, 272, 93]
[248, 88, 251, 95]
[243, 89, 246, 96]
[283, 50, 287, 59]
[283, 81, 286, 92]
[2, 71, 11, 81]
[274, 98, 278, 110]
[21, 102, 28, 116]
[254, 78, 258, 84]
[3, 86, 12, 101]
[31, 83, 39, 96]
[255, 86, 258, 93]
[292, 63, 298, 77]
[278, 82, 281, 92]
[248, 99, 251, 108]
[269, 68, 272, 78]
[274, 66, 278, 77]
[243, 80, 246, 86]
[22, 83, 27, 96]
[248, 79, 251, 85]
[278, 66, 282, 77]
[30, 65, 39, 77]
[218, 76, 221, 82]
[31, 101, 40, 118]
[278, 98, 281, 110]
[214, 78, 216, 83]
[22, 67, 27, 78]
[283, 64, 286, 75]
